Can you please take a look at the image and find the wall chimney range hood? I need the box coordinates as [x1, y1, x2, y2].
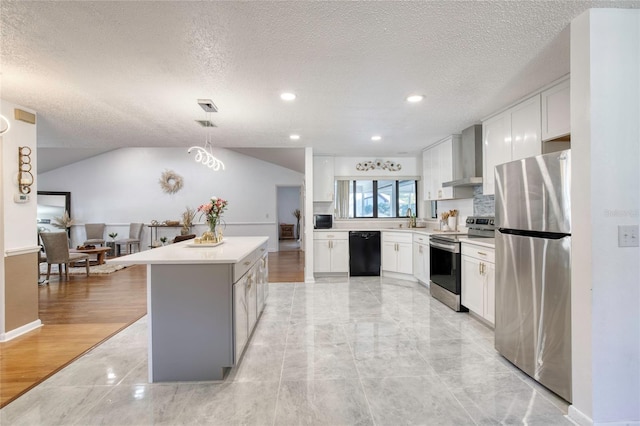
[443, 124, 483, 187]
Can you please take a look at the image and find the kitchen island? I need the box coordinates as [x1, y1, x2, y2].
[110, 236, 269, 382]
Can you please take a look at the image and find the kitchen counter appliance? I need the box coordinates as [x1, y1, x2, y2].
[313, 214, 332, 229]
[349, 231, 381, 276]
[494, 149, 572, 402]
[429, 217, 495, 311]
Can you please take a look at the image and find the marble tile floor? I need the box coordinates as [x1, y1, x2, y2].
[1, 277, 573, 426]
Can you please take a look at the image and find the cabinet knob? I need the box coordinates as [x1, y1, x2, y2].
[244, 261, 251, 266]
[477, 251, 487, 256]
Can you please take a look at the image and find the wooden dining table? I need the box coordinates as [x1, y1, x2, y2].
[70, 246, 112, 265]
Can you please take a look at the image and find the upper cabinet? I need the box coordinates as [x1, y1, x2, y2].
[541, 78, 570, 141]
[423, 135, 474, 200]
[482, 95, 542, 195]
[313, 156, 335, 202]
[482, 77, 570, 195]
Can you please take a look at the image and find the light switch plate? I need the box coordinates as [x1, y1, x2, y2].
[618, 225, 639, 247]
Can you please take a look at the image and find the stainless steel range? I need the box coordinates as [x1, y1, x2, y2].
[429, 217, 495, 311]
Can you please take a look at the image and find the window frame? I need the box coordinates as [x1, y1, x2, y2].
[349, 179, 417, 219]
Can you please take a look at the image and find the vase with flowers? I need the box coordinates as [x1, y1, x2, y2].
[197, 196, 229, 243]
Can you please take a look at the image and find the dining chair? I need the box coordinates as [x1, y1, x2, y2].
[39, 232, 90, 280]
[84, 223, 106, 246]
[116, 223, 144, 254]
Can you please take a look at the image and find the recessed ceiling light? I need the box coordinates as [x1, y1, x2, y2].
[371, 135, 382, 141]
[289, 134, 300, 140]
[406, 95, 424, 103]
[280, 92, 296, 101]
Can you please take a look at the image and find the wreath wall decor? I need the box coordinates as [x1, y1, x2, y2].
[159, 169, 184, 194]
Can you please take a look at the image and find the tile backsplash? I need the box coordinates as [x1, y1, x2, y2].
[473, 186, 495, 216]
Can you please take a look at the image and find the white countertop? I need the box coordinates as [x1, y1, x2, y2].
[459, 237, 496, 248]
[314, 228, 467, 237]
[108, 236, 269, 265]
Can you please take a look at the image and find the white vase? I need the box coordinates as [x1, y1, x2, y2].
[447, 216, 457, 231]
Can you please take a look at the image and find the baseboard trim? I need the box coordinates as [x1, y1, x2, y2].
[568, 405, 593, 426]
[382, 270, 417, 282]
[0, 319, 42, 342]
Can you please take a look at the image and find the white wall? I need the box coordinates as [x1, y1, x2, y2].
[277, 186, 301, 238]
[571, 9, 640, 425]
[0, 100, 39, 337]
[2, 101, 38, 251]
[38, 148, 304, 252]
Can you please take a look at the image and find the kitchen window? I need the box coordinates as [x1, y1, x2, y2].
[337, 179, 417, 218]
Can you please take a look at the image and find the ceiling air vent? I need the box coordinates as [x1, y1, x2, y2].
[195, 120, 217, 128]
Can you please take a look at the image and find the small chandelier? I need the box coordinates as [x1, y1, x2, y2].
[188, 99, 225, 171]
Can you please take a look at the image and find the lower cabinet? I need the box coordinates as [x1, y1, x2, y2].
[382, 232, 413, 276]
[233, 245, 267, 364]
[313, 232, 349, 273]
[461, 243, 495, 326]
[412, 233, 430, 285]
[257, 252, 268, 313]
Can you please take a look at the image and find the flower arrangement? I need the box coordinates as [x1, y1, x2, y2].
[108, 232, 118, 240]
[198, 196, 229, 241]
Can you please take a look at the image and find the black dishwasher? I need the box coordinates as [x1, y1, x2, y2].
[349, 231, 381, 276]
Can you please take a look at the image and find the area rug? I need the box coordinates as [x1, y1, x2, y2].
[39, 263, 128, 275]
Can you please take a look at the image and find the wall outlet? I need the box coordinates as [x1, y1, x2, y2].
[618, 225, 639, 247]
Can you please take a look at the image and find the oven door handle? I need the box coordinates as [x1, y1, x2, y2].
[430, 240, 459, 253]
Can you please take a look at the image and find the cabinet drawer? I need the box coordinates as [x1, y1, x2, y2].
[413, 233, 431, 244]
[233, 242, 268, 282]
[314, 231, 348, 240]
[382, 232, 413, 244]
[461, 244, 495, 263]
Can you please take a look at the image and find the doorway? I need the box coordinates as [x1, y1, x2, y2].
[276, 185, 302, 252]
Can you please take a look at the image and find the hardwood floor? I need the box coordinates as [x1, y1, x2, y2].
[0, 248, 304, 408]
[0, 264, 147, 408]
[269, 249, 305, 282]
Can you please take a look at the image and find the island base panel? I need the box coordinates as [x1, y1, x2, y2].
[149, 263, 233, 382]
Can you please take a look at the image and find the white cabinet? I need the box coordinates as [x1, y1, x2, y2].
[439, 139, 454, 199]
[422, 135, 473, 200]
[422, 148, 434, 200]
[461, 242, 495, 326]
[482, 95, 542, 195]
[233, 275, 249, 362]
[233, 243, 267, 364]
[541, 78, 570, 141]
[511, 95, 542, 161]
[382, 232, 413, 276]
[257, 252, 268, 313]
[234, 261, 260, 363]
[313, 231, 349, 273]
[313, 156, 335, 202]
[412, 233, 430, 286]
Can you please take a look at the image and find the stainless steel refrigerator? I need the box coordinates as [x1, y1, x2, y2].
[494, 149, 572, 402]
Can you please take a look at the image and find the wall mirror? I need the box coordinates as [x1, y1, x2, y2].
[37, 191, 71, 237]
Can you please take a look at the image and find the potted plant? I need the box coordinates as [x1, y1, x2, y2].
[107, 232, 118, 256]
[292, 208, 301, 240]
[160, 237, 168, 246]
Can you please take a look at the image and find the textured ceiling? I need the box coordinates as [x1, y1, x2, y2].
[2, 1, 639, 173]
